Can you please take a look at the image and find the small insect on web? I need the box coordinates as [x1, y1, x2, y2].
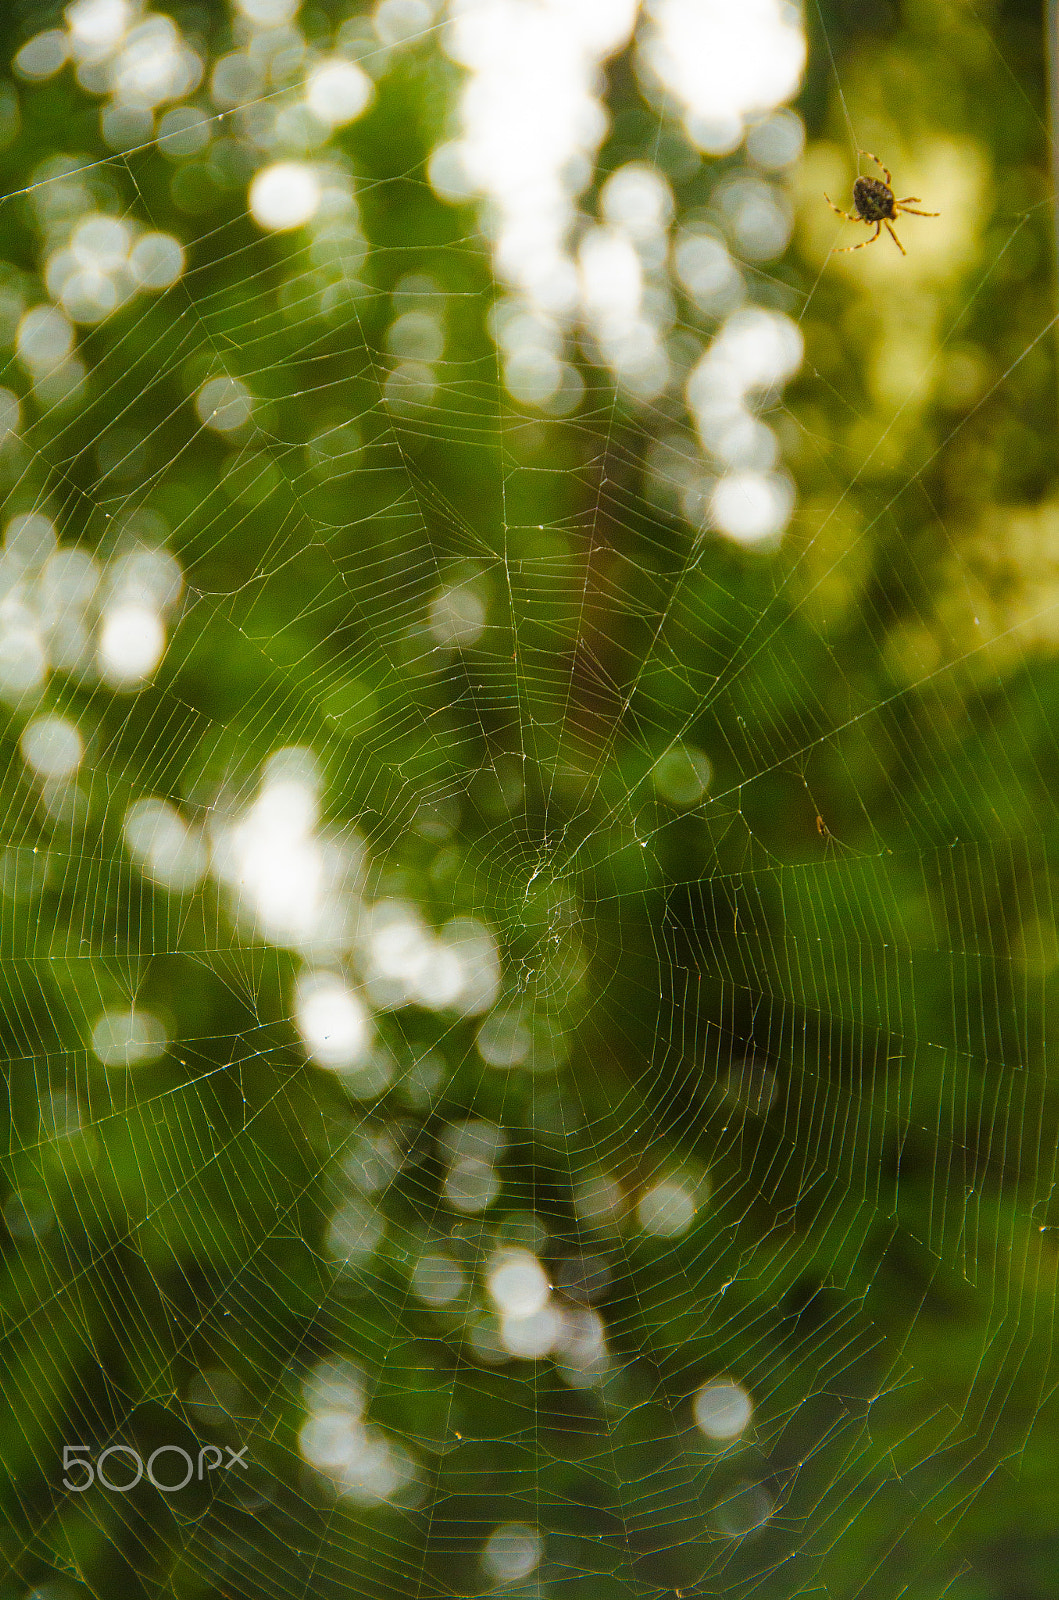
[824, 150, 938, 254]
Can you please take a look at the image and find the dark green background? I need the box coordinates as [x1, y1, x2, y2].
[1, 1, 1058, 1596]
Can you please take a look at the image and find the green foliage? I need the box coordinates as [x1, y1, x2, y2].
[0, 2, 1057, 1598]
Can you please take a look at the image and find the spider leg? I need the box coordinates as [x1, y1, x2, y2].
[832, 221, 881, 254]
[859, 149, 892, 187]
[884, 220, 906, 255]
[824, 194, 859, 222]
[896, 196, 920, 204]
[895, 204, 939, 217]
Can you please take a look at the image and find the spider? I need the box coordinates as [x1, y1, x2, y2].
[824, 151, 938, 255]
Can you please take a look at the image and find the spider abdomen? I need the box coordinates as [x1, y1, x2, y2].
[853, 176, 896, 222]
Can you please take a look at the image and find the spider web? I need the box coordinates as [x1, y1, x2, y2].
[0, 2, 1057, 1598]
